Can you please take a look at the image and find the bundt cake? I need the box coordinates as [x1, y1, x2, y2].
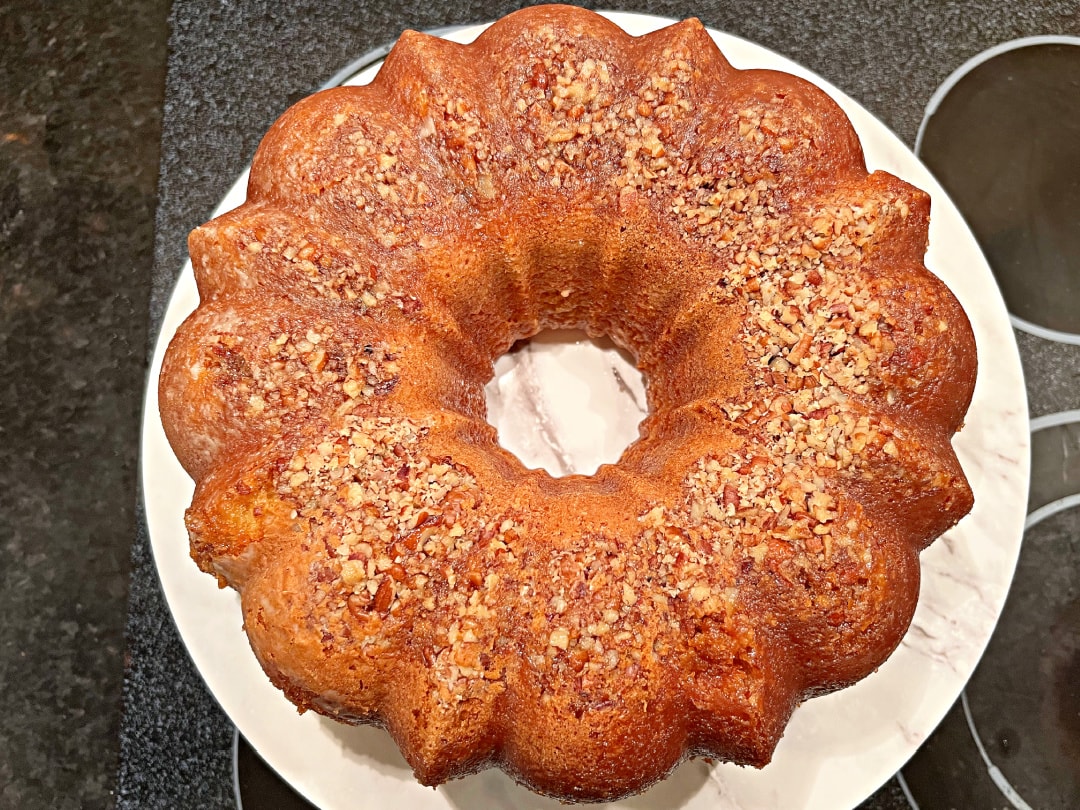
[159, 5, 977, 802]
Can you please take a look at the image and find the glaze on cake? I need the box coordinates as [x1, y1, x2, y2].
[158, 5, 977, 802]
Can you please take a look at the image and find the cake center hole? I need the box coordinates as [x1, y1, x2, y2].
[484, 330, 647, 477]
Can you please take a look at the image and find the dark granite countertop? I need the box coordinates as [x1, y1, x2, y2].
[1, 1, 1077, 808]
[0, 1, 168, 806]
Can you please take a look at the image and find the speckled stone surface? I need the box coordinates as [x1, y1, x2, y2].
[1016, 330, 1080, 418]
[0, 0, 168, 807]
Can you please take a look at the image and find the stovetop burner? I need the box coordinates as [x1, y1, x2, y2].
[918, 38, 1080, 343]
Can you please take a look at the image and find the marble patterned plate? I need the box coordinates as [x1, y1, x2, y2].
[140, 12, 1029, 810]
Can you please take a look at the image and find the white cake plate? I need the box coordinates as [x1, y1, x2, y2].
[140, 12, 1030, 810]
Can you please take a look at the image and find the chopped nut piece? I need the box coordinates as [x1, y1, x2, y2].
[549, 628, 570, 650]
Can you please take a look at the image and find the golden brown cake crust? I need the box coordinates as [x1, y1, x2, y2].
[158, 5, 977, 802]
